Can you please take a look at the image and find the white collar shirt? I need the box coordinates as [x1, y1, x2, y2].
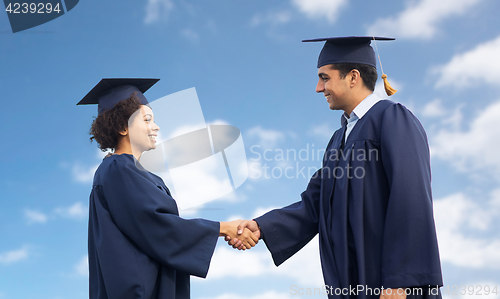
[341, 93, 381, 143]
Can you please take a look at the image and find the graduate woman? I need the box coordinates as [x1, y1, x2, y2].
[77, 78, 258, 299]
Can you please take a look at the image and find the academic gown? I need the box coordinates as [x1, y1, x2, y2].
[88, 154, 220, 299]
[255, 100, 443, 299]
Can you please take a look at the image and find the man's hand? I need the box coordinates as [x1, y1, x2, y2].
[225, 220, 261, 250]
[380, 288, 407, 299]
[220, 220, 258, 250]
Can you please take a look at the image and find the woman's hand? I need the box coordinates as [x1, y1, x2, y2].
[225, 219, 260, 250]
[220, 220, 259, 250]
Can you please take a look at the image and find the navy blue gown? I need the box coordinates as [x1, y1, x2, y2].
[88, 154, 219, 299]
[255, 100, 443, 299]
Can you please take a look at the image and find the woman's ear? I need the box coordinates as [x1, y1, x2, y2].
[118, 128, 128, 136]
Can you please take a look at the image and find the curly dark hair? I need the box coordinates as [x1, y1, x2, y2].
[89, 94, 143, 151]
[330, 63, 378, 92]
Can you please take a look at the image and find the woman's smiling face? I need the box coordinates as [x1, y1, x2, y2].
[128, 105, 160, 154]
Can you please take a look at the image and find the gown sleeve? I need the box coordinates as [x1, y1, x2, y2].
[254, 168, 322, 266]
[100, 155, 220, 278]
[379, 103, 443, 288]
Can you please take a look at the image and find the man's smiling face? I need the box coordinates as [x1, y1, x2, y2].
[316, 64, 351, 111]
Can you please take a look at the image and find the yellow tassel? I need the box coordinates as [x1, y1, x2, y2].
[381, 74, 397, 96]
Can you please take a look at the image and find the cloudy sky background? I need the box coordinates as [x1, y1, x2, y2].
[1, 0, 500, 298]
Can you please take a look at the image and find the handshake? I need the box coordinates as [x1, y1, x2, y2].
[219, 219, 260, 250]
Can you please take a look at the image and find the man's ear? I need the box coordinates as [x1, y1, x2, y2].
[118, 128, 128, 136]
[349, 69, 361, 87]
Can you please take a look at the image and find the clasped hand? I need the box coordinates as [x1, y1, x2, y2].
[220, 219, 259, 250]
[223, 220, 260, 250]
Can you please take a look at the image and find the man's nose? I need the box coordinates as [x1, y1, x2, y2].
[316, 79, 324, 93]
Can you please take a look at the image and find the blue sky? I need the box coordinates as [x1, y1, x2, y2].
[1, 0, 500, 298]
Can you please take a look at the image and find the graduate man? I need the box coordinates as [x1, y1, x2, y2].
[229, 36, 443, 299]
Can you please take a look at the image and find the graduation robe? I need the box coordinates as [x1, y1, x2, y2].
[88, 154, 219, 299]
[255, 100, 443, 299]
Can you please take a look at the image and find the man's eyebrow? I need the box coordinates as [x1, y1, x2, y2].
[318, 72, 329, 78]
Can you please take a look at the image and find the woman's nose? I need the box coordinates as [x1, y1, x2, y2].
[153, 122, 160, 132]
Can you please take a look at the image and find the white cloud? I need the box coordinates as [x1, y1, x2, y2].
[72, 163, 99, 183]
[67, 149, 109, 184]
[208, 119, 229, 126]
[144, 0, 174, 24]
[24, 203, 87, 224]
[372, 77, 416, 113]
[75, 256, 88, 276]
[421, 99, 447, 118]
[205, 207, 323, 285]
[433, 35, 500, 88]
[420, 98, 465, 138]
[199, 291, 293, 299]
[218, 191, 247, 203]
[207, 235, 322, 285]
[54, 202, 87, 220]
[207, 237, 323, 286]
[373, 75, 403, 100]
[440, 106, 464, 130]
[275, 235, 323, 285]
[367, 0, 483, 39]
[434, 191, 500, 269]
[207, 246, 273, 279]
[246, 126, 285, 148]
[250, 11, 292, 27]
[165, 152, 240, 210]
[247, 160, 265, 181]
[291, 0, 347, 23]
[308, 123, 336, 140]
[225, 214, 244, 222]
[177, 186, 247, 216]
[251, 206, 281, 219]
[165, 124, 206, 141]
[181, 29, 200, 43]
[430, 99, 500, 180]
[24, 209, 47, 224]
[421, 99, 465, 131]
[0, 246, 29, 265]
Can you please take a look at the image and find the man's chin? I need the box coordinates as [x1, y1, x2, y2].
[328, 104, 339, 111]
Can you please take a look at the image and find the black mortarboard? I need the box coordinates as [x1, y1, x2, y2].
[303, 36, 397, 95]
[302, 36, 395, 68]
[77, 78, 160, 115]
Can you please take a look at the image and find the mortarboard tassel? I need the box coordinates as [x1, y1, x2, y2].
[372, 36, 397, 96]
[381, 74, 397, 96]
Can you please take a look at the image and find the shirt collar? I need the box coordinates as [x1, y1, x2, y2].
[341, 93, 381, 126]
